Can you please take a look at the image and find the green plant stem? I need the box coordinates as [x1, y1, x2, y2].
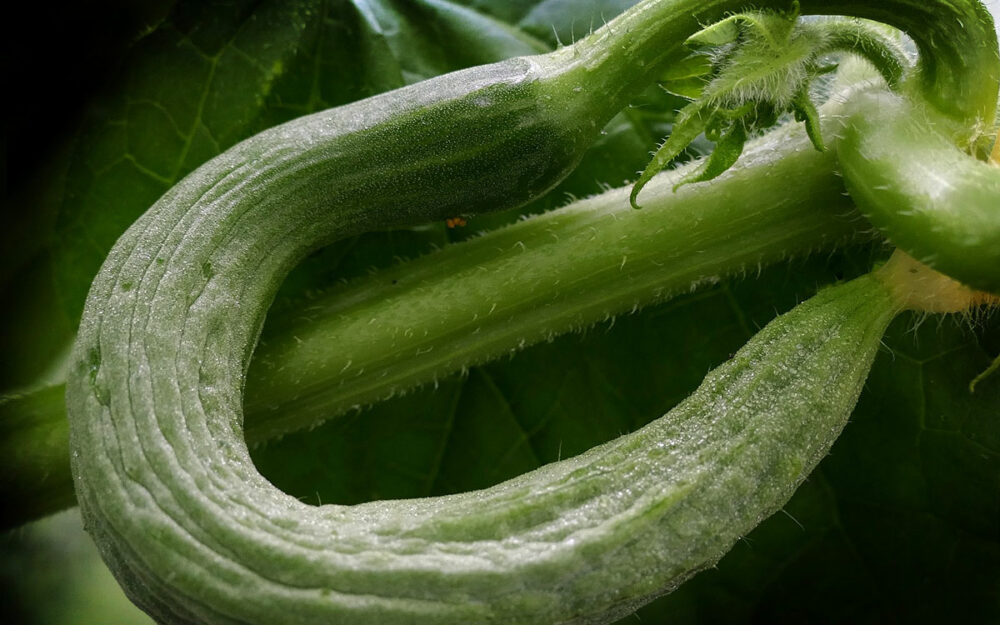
[838, 88, 1000, 293]
[0, 386, 76, 527]
[1, 110, 866, 529]
[970, 352, 1000, 392]
[243, 118, 864, 442]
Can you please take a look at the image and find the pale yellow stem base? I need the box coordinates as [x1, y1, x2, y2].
[876, 250, 1000, 313]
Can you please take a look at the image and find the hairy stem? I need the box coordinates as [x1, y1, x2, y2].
[243, 118, 863, 442]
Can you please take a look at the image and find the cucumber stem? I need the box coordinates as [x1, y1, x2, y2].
[243, 117, 863, 442]
[876, 250, 1000, 313]
[874, 248, 1000, 394]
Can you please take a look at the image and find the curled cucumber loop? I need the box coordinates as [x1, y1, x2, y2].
[67, 10, 904, 624]
[68, 98, 900, 620]
[65, 1, 999, 623]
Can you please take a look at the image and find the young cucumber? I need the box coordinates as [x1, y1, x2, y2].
[70, 240, 902, 625]
[65, 0, 998, 623]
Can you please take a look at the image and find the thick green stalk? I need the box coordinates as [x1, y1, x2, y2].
[0, 386, 76, 527]
[823, 1, 1000, 293]
[810, 0, 999, 129]
[243, 118, 863, 442]
[838, 89, 1000, 293]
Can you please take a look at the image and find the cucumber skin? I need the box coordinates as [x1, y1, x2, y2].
[69, 121, 899, 623]
[64, 3, 910, 623]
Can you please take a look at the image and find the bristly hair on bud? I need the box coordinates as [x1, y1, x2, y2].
[630, 2, 909, 209]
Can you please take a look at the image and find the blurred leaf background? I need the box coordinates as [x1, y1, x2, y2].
[2, 1, 999, 623]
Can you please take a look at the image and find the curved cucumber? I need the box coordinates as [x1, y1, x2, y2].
[66, 12, 906, 618]
[69, 0, 1000, 622]
[66, 52, 904, 616]
[838, 89, 1000, 294]
[69, 186, 899, 625]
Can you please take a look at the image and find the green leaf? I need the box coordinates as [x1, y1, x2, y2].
[630, 104, 710, 208]
[674, 117, 748, 189]
[660, 52, 714, 82]
[686, 2, 799, 51]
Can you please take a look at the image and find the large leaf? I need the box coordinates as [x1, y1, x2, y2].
[2, 1, 999, 624]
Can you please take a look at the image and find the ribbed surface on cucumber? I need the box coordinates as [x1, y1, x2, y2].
[65, 3, 918, 622]
[70, 174, 898, 625]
